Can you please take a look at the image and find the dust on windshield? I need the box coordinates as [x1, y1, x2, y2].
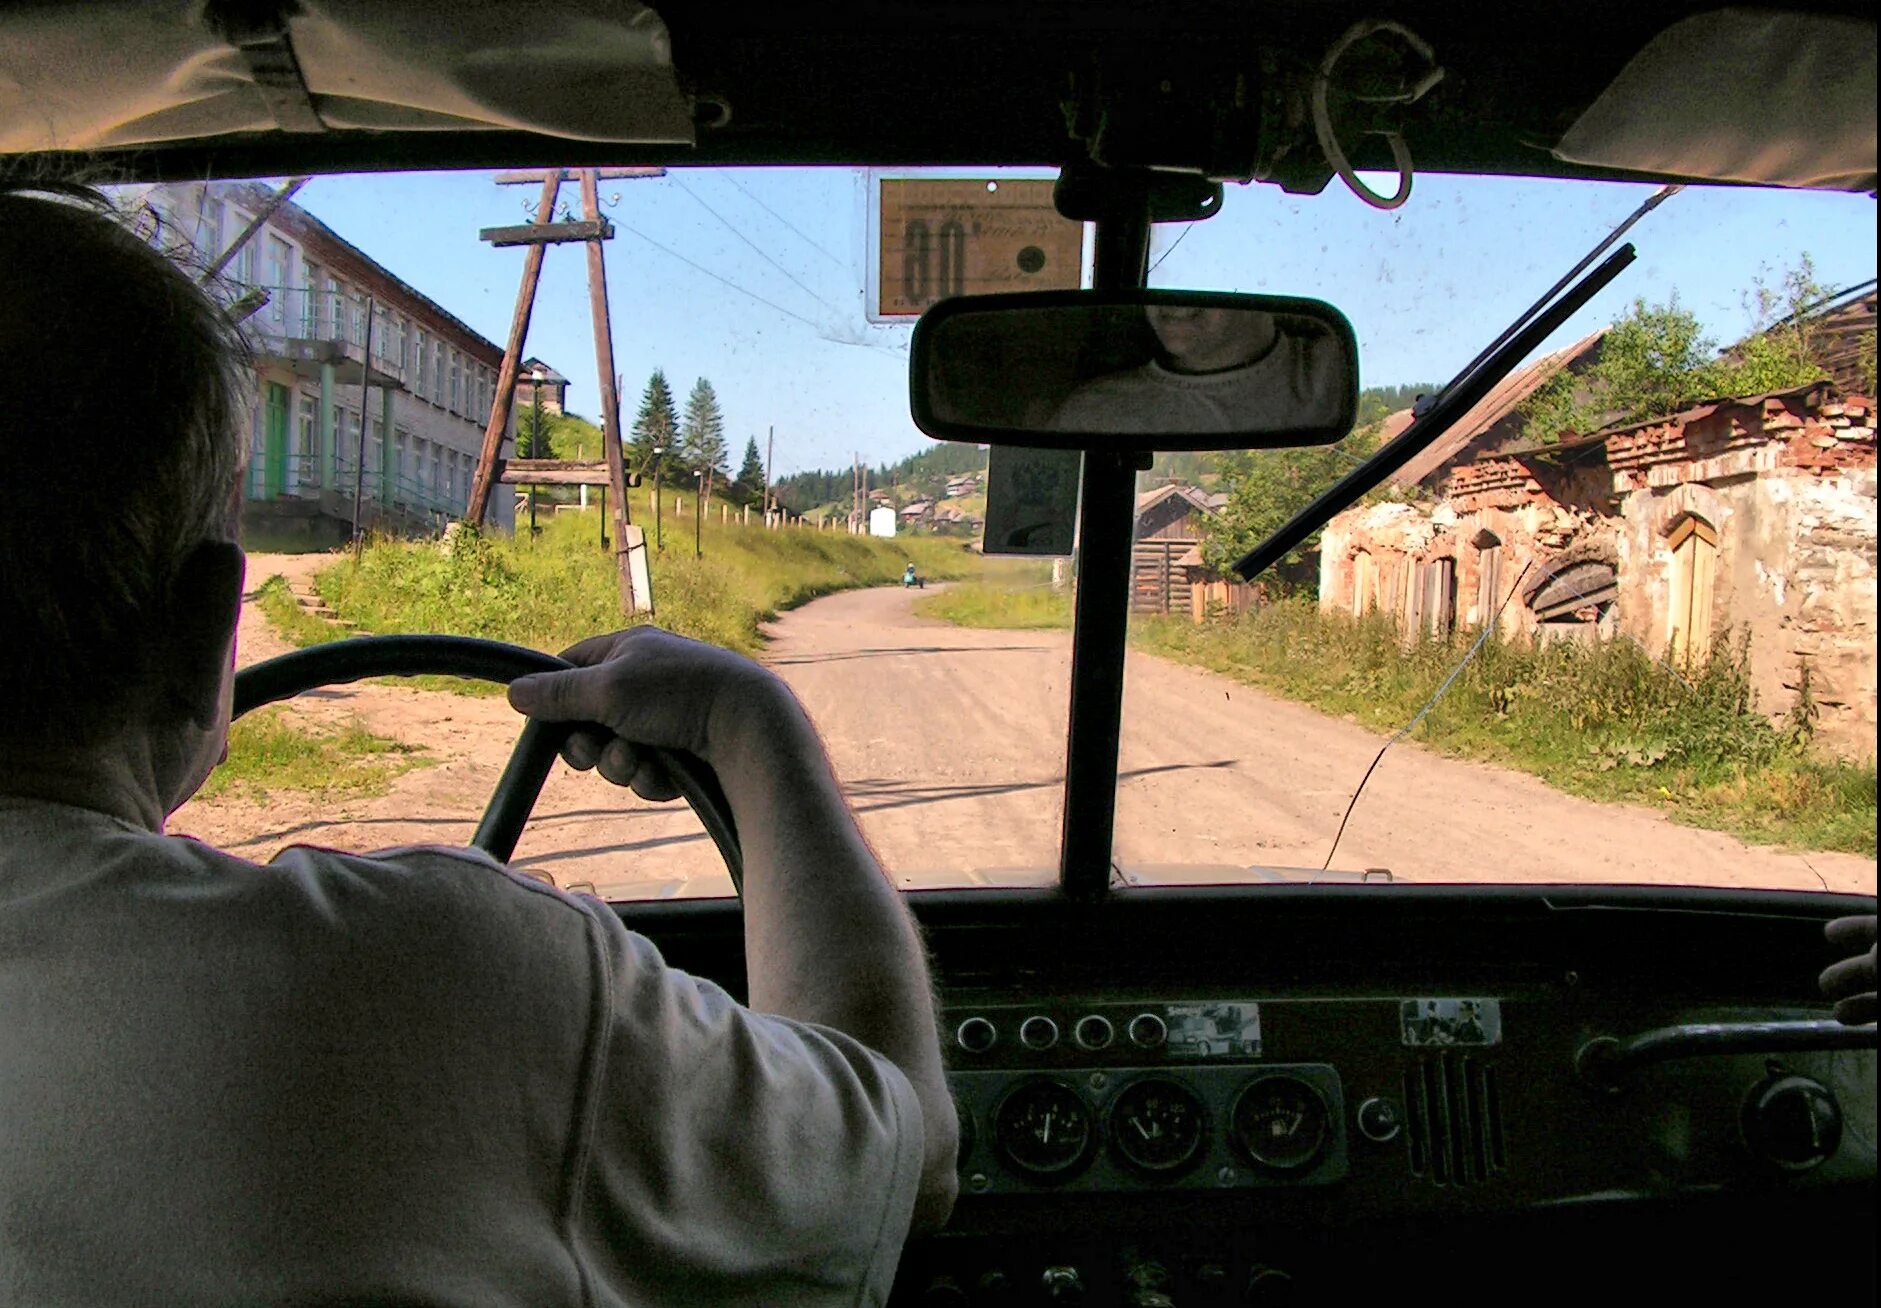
[147, 166, 1875, 899]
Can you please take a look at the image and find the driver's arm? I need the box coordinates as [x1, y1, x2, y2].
[508, 629, 959, 1233]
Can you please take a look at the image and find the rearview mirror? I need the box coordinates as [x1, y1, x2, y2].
[910, 290, 1359, 451]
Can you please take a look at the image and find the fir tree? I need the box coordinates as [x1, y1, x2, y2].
[630, 369, 679, 470]
[735, 436, 766, 505]
[681, 377, 729, 479]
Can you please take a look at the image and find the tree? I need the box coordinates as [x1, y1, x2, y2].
[1197, 424, 1385, 589]
[680, 377, 729, 480]
[1522, 261, 1836, 443]
[517, 406, 554, 459]
[630, 369, 679, 471]
[734, 436, 766, 506]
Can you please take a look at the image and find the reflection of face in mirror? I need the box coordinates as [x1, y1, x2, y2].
[1144, 305, 1278, 373]
[1052, 305, 1348, 437]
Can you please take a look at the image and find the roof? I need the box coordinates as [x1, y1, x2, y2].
[1389, 329, 1607, 489]
[520, 358, 569, 384]
[1135, 484, 1218, 517]
[221, 180, 506, 367]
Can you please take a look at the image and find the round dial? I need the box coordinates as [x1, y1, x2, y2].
[993, 1079, 1097, 1180]
[1108, 1077, 1207, 1174]
[1231, 1075, 1331, 1172]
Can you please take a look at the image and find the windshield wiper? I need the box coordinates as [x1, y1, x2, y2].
[1232, 242, 1634, 580]
[1227, 182, 1684, 584]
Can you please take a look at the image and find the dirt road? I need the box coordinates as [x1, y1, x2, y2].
[174, 562, 1876, 900]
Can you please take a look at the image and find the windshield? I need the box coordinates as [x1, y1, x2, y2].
[149, 166, 1875, 899]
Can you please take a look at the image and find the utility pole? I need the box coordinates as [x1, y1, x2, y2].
[201, 176, 308, 284]
[764, 424, 775, 525]
[349, 295, 377, 557]
[466, 166, 663, 615]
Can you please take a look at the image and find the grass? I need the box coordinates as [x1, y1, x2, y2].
[916, 577, 1073, 629]
[197, 706, 431, 803]
[307, 496, 984, 658]
[922, 582, 1876, 857]
[252, 574, 343, 647]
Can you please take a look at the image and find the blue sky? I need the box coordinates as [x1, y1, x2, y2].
[294, 167, 1875, 476]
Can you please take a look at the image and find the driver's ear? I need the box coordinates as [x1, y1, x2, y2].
[160, 540, 246, 728]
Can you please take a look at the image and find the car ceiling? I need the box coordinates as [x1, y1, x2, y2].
[0, 1, 1873, 191]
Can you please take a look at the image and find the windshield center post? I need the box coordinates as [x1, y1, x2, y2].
[1054, 166, 1222, 900]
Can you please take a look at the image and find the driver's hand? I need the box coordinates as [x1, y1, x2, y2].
[507, 626, 800, 802]
[1820, 915, 1877, 1026]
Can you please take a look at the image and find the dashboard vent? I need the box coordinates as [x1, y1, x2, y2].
[1403, 1052, 1505, 1186]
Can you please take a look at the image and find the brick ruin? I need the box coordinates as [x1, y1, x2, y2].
[1319, 385, 1877, 757]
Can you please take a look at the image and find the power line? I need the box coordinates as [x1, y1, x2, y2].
[673, 178, 845, 321]
[614, 220, 827, 332]
[725, 175, 848, 268]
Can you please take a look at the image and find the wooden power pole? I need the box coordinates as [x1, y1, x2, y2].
[466, 165, 663, 616]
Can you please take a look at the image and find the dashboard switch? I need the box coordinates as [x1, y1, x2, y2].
[1020, 1015, 1060, 1050]
[955, 1016, 998, 1055]
[1357, 1095, 1403, 1143]
[1128, 1011, 1168, 1049]
[1742, 1073, 1842, 1171]
[1042, 1266, 1086, 1304]
[1074, 1013, 1115, 1050]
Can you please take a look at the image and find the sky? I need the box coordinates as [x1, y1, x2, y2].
[291, 166, 1876, 478]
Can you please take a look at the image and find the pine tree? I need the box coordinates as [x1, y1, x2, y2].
[681, 377, 729, 480]
[735, 435, 766, 505]
[630, 369, 679, 471]
[518, 406, 554, 459]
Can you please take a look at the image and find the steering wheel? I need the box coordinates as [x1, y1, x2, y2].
[233, 634, 744, 892]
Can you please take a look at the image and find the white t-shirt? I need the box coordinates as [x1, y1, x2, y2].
[0, 797, 923, 1307]
[1052, 328, 1345, 436]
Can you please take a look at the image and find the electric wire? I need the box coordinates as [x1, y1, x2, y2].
[673, 178, 846, 321]
[724, 174, 848, 267]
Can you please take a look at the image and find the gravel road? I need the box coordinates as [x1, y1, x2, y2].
[173, 562, 1875, 900]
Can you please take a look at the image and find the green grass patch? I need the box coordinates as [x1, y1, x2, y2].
[252, 574, 344, 647]
[917, 578, 1073, 629]
[311, 501, 985, 658]
[197, 706, 431, 803]
[1129, 602, 1876, 858]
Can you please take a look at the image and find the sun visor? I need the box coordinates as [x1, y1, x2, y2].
[1553, 9, 1876, 192]
[0, 0, 695, 154]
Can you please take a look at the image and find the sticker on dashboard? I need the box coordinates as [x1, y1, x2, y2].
[1164, 1002, 1262, 1058]
[1400, 998, 1501, 1047]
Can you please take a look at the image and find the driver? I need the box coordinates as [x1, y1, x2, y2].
[1052, 303, 1346, 435]
[0, 183, 955, 1304]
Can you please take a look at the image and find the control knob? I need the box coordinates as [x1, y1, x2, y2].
[1042, 1265, 1086, 1304]
[1741, 1072, 1843, 1171]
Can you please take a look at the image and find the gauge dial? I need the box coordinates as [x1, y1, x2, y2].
[1108, 1078, 1207, 1175]
[1231, 1075, 1330, 1172]
[993, 1079, 1096, 1180]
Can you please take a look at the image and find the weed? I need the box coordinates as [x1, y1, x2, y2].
[198, 707, 432, 803]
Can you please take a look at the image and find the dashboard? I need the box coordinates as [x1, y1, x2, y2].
[619, 883, 1877, 1306]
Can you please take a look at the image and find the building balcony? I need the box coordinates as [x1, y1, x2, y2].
[252, 332, 409, 392]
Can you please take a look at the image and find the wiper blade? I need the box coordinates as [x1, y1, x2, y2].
[1233, 241, 1637, 581]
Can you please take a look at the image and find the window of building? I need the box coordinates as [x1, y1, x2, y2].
[448, 350, 463, 415]
[1667, 514, 1718, 662]
[194, 195, 225, 266]
[324, 277, 344, 341]
[301, 261, 323, 336]
[432, 342, 445, 406]
[414, 329, 430, 394]
[1527, 559, 1619, 643]
[297, 395, 316, 492]
[349, 291, 368, 347]
[393, 429, 410, 501]
[232, 215, 258, 288]
[265, 235, 291, 327]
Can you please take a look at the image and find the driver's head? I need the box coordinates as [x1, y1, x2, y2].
[0, 181, 248, 812]
[1144, 304, 1279, 373]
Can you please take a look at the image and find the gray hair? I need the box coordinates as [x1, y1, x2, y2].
[0, 181, 250, 742]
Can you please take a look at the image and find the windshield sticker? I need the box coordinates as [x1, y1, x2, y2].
[1400, 999, 1502, 1048]
[1163, 1002, 1262, 1058]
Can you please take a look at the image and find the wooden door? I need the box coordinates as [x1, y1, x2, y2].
[262, 383, 289, 498]
[1668, 515, 1718, 661]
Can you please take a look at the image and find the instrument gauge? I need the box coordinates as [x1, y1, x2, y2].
[993, 1078, 1097, 1181]
[1230, 1074, 1331, 1172]
[1108, 1077, 1207, 1175]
